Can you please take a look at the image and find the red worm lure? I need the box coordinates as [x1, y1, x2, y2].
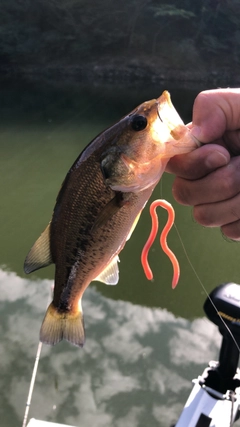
[141, 199, 180, 289]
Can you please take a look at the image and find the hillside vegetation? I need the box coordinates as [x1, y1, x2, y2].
[1, 0, 240, 82]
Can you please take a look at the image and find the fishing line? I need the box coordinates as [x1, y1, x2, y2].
[159, 155, 240, 353]
[173, 222, 240, 354]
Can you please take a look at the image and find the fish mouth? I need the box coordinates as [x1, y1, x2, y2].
[157, 106, 163, 123]
[154, 91, 201, 156]
[156, 91, 183, 133]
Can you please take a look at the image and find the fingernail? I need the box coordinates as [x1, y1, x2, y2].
[205, 151, 229, 169]
[190, 126, 202, 140]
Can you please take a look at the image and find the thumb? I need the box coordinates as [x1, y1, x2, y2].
[190, 89, 240, 143]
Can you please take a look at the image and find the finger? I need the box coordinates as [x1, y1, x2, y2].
[172, 156, 240, 206]
[222, 129, 240, 155]
[188, 121, 240, 155]
[193, 192, 240, 228]
[190, 89, 240, 143]
[221, 220, 240, 241]
[166, 144, 229, 179]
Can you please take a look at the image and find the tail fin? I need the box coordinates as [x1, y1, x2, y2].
[40, 302, 85, 347]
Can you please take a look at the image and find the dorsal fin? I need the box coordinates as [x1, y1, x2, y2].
[94, 255, 119, 285]
[24, 223, 53, 274]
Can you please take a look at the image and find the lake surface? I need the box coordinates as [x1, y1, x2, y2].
[1, 79, 240, 427]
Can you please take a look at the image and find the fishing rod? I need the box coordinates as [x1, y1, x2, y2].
[22, 342, 43, 427]
[174, 282, 240, 427]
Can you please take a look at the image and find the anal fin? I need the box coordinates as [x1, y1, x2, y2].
[94, 255, 119, 285]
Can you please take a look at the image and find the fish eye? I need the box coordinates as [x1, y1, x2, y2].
[131, 115, 147, 131]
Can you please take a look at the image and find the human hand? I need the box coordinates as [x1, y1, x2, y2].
[167, 89, 240, 240]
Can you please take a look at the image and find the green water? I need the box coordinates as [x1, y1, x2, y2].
[1, 79, 240, 427]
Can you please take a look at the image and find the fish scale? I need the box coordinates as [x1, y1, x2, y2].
[24, 91, 199, 347]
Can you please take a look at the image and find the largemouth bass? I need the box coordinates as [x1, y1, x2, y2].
[24, 91, 199, 347]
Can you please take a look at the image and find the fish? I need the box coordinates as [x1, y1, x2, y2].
[24, 91, 199, 348]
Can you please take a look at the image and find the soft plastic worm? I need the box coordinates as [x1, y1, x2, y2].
[141, 199, 180, 289]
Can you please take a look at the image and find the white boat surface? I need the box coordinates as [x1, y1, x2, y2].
[27, 419, 76, 427]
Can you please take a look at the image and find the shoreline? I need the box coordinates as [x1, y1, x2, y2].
[0, 59, 239, 88]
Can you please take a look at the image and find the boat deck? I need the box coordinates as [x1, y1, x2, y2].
[27, 419, 76, 427]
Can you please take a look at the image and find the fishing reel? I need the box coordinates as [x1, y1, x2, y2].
[175, 282, 240, 427]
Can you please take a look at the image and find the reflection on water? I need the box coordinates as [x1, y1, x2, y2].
[0, 268, 220, 427]
[1, 80, 240, 426]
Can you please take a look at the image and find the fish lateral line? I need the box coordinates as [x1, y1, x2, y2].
[141, 199, 180, 289]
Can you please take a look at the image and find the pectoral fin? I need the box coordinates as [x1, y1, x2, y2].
[24, 223, 53, 274]
[94, 255, 119, 285]
[92, 193, 129, 232]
